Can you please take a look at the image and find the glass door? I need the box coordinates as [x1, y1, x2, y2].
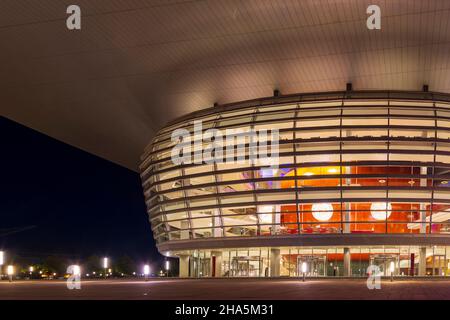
[370, 254, 398, 276]
[297, 255, 326, 277]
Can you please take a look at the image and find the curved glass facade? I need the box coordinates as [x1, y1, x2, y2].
[140, 91, 450, 277]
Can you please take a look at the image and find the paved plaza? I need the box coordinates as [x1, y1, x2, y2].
[0, 278, 449, 300]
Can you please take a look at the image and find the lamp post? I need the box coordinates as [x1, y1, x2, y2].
[165, 260, 170, 277]
[0, 251, 4, 279]
[390, 261, 395, 282]
[301, 262, 307, 282]
[7, 265, 14, 282]
[103, 257, 108, 279]
[144, 265, 150, 281]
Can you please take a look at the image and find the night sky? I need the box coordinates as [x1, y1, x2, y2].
[0, 116, 162, 266]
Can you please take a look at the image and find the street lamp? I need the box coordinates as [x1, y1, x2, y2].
[103, 257, 108, 279]
[301, 262, 307, 282]
[73, 265, 81, 276]
[165, 260, 170, 277]
[0, 251, 4, 278]
[143, 265, 150, 281]
[7, 265, 14, 282]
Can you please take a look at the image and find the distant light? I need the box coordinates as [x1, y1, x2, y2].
[301, 262, 307, 274]
[53, 273, 57, 276]
[29, 266, 34, 272]
[73, 265, 81, 276]
[92, 271, 96, 275]
[108, 268, 112, 273]
[165, 261, 170, 271]
[103, 257, 109, 269]
[7, 265, 14, 275]
[39, 271, 43, 274]
[441, 180, 448, 185]
[0, 251, 4, 265]
[121, 273, 124, 276]
[144, 265, 150, 275]
[390, 261, 395, 273]
[86, 274, 90, 277]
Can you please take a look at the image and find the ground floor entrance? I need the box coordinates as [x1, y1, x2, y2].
[178, 245, 450, 278]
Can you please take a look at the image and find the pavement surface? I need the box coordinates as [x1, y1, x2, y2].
[1, 278, 450, 300]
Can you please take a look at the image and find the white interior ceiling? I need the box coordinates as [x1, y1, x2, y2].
[2, 0, 450, 170]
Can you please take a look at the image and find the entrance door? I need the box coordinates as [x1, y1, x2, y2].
[433, 254, 445, 276]
[297, 255, 326, 277]
[230, 256, 261, 277]
[370, 254, 397, 276]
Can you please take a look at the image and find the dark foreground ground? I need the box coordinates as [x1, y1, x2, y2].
[0, 278, 449, 300]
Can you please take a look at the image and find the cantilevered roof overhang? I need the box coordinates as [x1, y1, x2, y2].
[3, 0, 450, 170]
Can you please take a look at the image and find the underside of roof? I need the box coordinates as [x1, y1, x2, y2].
[2, 0, 450, 170]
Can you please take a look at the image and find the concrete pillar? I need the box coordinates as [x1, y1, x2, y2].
[343, 167, 351, 233]
[343, 247, 351, 277]
[181, 220, 190, 240]
[343, 203, 351, 233]
[419, 247, 427, 276]
[420, 167, 427, 234]
[213, 212, 222, 237]
[270, 249, 280, 277]
[210, 251, 222, 277]
[179, 255, 190, 278]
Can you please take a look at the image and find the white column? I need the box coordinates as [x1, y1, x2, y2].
[343, 166, 351, 233]
[180, 220, 190, 240]
[343, 247, 351, 276]
[270, 249, 280, 277]
[213, 210, 222, 237]
[419, 247, 427, 276]
[420, 167, 427, 233]
[179, 255, 190, 277]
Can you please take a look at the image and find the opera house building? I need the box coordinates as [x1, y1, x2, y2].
[140, 90, 450, 278]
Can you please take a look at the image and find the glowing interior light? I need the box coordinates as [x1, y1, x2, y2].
[0, 251, 4, 265]
[103, 257, 108, 269]
[258, 205, 274, 223]
[327, 168, 338, 174]
[144, 265, 150, 275]
[165, 261, 170, 271]
[301, 262, 307, 273]
[370, 202, 392, 220]
[312, 203, 333, 221]
[304, 172, 314, 176]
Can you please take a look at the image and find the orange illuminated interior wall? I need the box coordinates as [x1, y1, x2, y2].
[282, 253, 374, 265]
[279, 166, 427, 233]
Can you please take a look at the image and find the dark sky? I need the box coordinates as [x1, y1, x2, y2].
[0, 116, 162, 265]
